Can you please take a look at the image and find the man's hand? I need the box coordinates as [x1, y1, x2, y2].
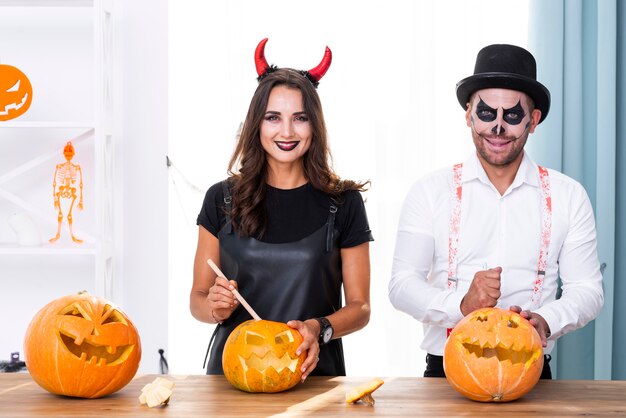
[509, 305, 551, 347]
[460, 267, 502, 316]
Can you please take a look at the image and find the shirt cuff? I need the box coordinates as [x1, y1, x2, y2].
[533, 305, 558, 340]
[443, 290, 466, 326]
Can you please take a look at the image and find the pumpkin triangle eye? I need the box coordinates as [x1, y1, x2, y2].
[63, 309, 84, 318]
[274, 331, 294, 345]
[7, 79, 20, 93]
[102, 305, 127, 325]
[245, 331, 266, 346]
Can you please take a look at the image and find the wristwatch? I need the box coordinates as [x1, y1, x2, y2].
[315, 317, 333, 346]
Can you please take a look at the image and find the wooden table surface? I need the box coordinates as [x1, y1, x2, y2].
[1, 373, 625, 417]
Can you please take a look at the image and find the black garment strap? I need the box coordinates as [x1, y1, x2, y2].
[203, 323, 222, 370]
[221, 180, 233, 234]
[158, 348, 169, 374]
[326, 204, 337, 252]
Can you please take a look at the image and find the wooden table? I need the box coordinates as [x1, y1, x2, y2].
[1, 374, 625, 417]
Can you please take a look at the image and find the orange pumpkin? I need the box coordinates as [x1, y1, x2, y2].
[222, 320, 306, 393]
[443, 307, 543, 402]
[23, 292, 141, 398]
[0, 64, 33, 121]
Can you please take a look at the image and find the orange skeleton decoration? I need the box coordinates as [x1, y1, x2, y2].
[0, 64, 33, 121]
[50, 141, 84, 243]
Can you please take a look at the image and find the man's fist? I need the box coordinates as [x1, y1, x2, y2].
[460, 266, 502, 316]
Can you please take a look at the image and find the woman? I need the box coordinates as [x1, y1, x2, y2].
[190, 38, 372, 380]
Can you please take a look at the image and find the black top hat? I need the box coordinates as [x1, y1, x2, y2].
[456, 44, 551, 123]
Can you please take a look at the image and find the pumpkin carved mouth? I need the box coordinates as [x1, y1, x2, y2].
[455, 312, 542, 366]
[0, 91, 29, 116]
[460, 341, 540, 365]
[238, 329, 300, 373]
[239, 351, 300, 374]
[59, 332, 134, 366]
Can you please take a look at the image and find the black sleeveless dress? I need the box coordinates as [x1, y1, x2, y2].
[202, 181, 371, 376]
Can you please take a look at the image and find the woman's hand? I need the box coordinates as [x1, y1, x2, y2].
[287, 319, 321, 382]
[509, 305, 551, 347]
[206, 276, 239, 323]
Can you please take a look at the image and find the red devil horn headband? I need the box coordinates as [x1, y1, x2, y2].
[254, 38, 332, 87]
[254, 38, 271, 76]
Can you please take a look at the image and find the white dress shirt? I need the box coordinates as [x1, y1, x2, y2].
[389, 151, 604, 356]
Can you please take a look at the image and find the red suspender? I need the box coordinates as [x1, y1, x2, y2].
[446, 163, 551, 336]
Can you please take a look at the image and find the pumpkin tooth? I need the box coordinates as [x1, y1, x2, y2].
[74, 336, 84, 345]
[106, 345, 117, 354]
[98, 357, 107, 366]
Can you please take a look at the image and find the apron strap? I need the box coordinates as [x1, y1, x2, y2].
[221, 180, 233, 234]
[203, 323, 222, 370]
[326, 204, 338, 252]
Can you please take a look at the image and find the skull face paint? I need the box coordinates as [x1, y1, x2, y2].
[475, 98, 526, 128]
[466, 89, 539, 167]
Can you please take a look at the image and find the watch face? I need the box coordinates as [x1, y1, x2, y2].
[322, 327, 333, 343]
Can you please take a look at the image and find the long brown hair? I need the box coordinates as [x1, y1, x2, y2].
[227, 68, 369, 238]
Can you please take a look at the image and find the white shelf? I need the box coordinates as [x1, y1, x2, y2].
[0, 122, 94, 129]
[0, 0, 93, 7]
[0, 0, 115, 299]
[0, 242, 96, 255]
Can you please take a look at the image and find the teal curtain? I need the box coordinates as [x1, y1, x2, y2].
[527, 0, 625, 379]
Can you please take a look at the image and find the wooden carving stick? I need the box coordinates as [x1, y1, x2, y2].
[206, 259, 262, 321]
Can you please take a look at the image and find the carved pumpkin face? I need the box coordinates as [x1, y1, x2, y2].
[24, 292, 141, 398]
[0, 64, 33, 121]
[444, 307, 543, 402]
[222, 320, 306, 393]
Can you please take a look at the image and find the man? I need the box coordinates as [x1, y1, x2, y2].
[389, 44, 603, 379]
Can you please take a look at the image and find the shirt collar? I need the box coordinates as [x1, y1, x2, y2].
[462, 151, 540, 190]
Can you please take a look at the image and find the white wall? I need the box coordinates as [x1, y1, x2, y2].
[168, 0, 529, 376]
[117, 0, 169, 373]
[1, 0, 528, 377]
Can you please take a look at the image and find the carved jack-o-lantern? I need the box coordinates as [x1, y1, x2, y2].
[444, 307, 543, 402]
[24, 292, 141, 398]
[0, 64, 33, 121]
[223, 320, 306, 393]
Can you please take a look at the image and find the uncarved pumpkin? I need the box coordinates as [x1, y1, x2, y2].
[222, 320, 306, 393]
[444, 307, 543, 402]
[23, 292, 141, 398]
[0, 64, 33, 121]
